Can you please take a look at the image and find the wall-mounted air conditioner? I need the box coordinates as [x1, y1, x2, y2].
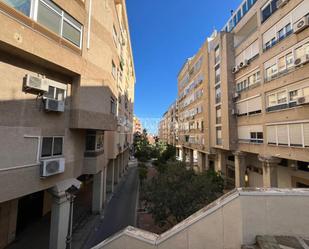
[294, 57, 304, 67]
[232, 66, 239, 74]
[293, 15, 309, 34]
[233, 92, 240, 99]
[45, 99, 65, 112]
[239, 60, 249, 69]
[24, 75, 48, 94]
[277, 0, 289, 8]
[40, 158, 65, 177]
[296, 96, 309, 105]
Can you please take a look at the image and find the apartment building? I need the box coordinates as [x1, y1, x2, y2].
[0, 0, 135, 248]
[133, 115, 142, 134]
[158, 101, 178, 146]
[162, 0, 309, 189]
[175, 41, 212, 173]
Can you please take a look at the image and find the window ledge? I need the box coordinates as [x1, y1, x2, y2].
[266, 105, 302, 114]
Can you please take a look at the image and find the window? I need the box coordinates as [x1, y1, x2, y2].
[41, 136, 63, 157]
[44, 84, 66, 101]
[215, 46, 220, 64]
[216, 127, 222, 145]
[261, 0, 278, 23]
[110, 97, 116, 115]
[215, 84, 221, 104]
[37, 0, 82, 47]
[237, 96, 262, 116]
[242, 1, 248, 15]
[113, 25, 118, 47]
[266, 91, 287, 111]
[250, 132, 264, 144]
[3, 0, 31, 16]
[215, 65, 221, 83]
[85, 131, 104, 152]
[265, 64, 278, 81]
[112, 60, 117, 79]
[216, 106, 221, 124]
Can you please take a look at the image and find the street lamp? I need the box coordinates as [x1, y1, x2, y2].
[65, 185, 79, 249]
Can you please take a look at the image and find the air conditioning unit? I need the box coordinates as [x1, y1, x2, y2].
[239, 60, 249, 69]
[277, 0, 289, 8]
[296, 96, 309, 105]
[293, 15, 309, 34]
[233, 92, 240, 99]
[45, 99, 65, 112]
[40, 158, 65, 177]
[294, 57, 304, 67]
[232, 66, 239, 74]
[24, 75, 48, 94]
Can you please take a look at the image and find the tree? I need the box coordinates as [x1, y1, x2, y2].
[133, 129, 151, 161]
[138, 163, 148, 186]
[142, 162, 224, 228]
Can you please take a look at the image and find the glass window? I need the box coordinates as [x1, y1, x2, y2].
[286, 53, 294, 68]
[53, 137, 63, 156]
[41, 137, 53, 157]
[268, 94, 277, 107]
[62, 20, 81, 47]
[289, 90, 300, 101]
[285, 23, 292, 36]
[278, 56, 286, 72]
[45, 86, 55, 99]
[242, 2, 248, 15]
[237, 9, 242, 22]
[56, 88, 65, 101]
[295, 46, 304, 59]
[86, 134, 96, 151]
[37, 0, 62, 35]
[277, 91, 287, 104]
[303, 87, 309, 97]
[304, 43, 309, 56]
[262, 4, 271, 22]
[3, 0, 31, 16]
[216, 127, 222, 145]
[278, 28, 285, 41]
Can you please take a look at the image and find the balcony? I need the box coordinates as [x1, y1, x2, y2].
[83, 150, 106, 174]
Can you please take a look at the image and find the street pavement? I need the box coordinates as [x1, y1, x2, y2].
[83, 164, 139, 249]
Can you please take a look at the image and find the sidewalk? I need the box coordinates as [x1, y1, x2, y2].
[73, 161, 138, 249]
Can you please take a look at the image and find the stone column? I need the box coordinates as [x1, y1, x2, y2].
[114, 157, 120, 184]
[189, 149, 194, 167]
[205, 153, 210, 171]
[258, 155, 280, 188]
[234, 151, 246, 188]
[182, 147, 186, 163]
[197, 152, 204, 172]
[49, 179, 81, 249]
[92, 169, 106, 214]
[110, 159, 115, 192]
[215, 150, 226, 177]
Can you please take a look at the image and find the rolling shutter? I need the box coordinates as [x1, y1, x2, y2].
[248, 96, 262, 113]
[263, 26, 276, 45]
[238, 126, 250, 140]
[289, 124, 302, 146]
[304, 123, 309, 147]
[267, 126, 276, 144]
[292, 0, 309, 23]
[277, 125, 288, 145]
[237, 101, 248, 115]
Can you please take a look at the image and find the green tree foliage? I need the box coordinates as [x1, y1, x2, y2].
[142, 162, 224, 227]
[133, 129, 152, 161]
[138, 163, 148, 186]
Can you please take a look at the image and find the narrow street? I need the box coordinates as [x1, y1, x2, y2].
[84, 164, 139, 249]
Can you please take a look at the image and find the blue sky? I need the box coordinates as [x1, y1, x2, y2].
[126, 0, 241, 134]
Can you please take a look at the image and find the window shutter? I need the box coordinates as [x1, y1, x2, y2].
[251, 40, 259, 58]
[304, 123, 309, 147]
[264, 57, 277, 70]
[276, 13, 290, 32]
[238, 126, 250, 140]
[237, 101, 248, 115]
[277, 125, 288, 145]
[289, 124, 302, 146]
[263, 26, 276, 45]
[267, 126, 276, 144]
[247, 96, 262, 113]
[250, 125, 263, 133]
[292, 0, 309, 23]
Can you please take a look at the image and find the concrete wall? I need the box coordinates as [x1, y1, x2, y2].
[92, 189, 309, 249]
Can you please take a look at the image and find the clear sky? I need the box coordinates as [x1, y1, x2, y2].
[126, 0, 241, 134]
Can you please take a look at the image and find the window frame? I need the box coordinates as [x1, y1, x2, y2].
[41, 136, 64, 158]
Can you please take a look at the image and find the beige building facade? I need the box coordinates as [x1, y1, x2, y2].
[0, 0, 135, 248]
[162, 0, 309, 189]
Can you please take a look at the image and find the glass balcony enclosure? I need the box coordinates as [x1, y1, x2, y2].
[2, 0, 83, 48]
